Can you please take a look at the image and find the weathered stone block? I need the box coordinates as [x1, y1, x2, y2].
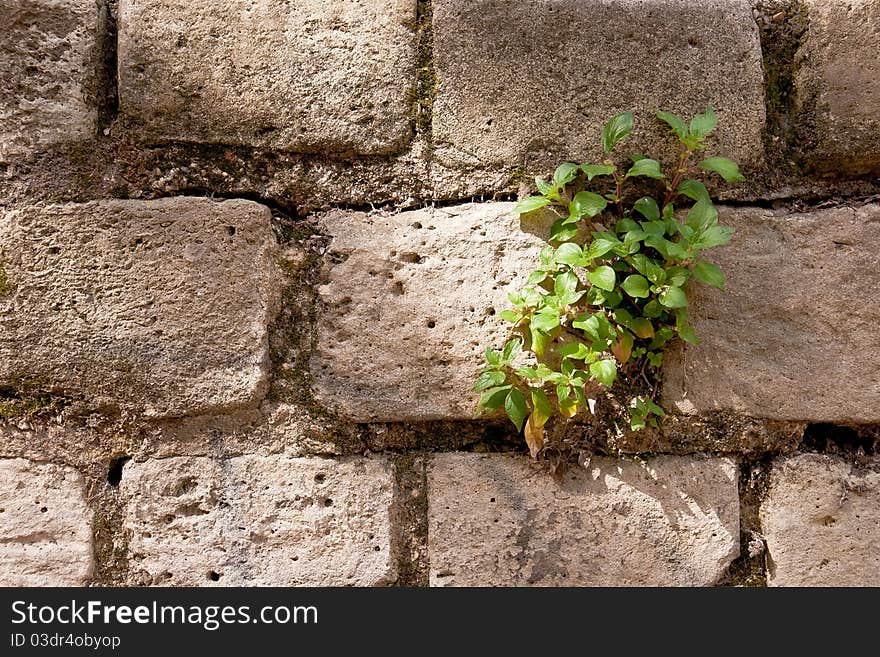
[432, 0, 765, 171]
[761, 454, 880, 586]
[118, 0, 416, 154]
[427, 453, 739, 586]
[120, 455, 396, 586]
[663, 203, 880, 422]
[0, 0, 101, 161]
[794, 0, 880, 173]
[310, 202, 544, 421]
[0, 198, 279, 418]
[0, 458, 93, 586]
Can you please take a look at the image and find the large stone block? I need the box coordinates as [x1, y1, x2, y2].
[118, 0, 417, 154]
[310, 202, 544, 421]
[0, 0, 101, 161]
[761, 454, 880, 586]
[427, 453, 739, 586]
[0, 458, 93, 586]
[432, 0, 765, 171]
[663, 202, 880, 422]
[120, 455, 396, 586]
[794, 0, 880, 173]
[0, 198, 279, 418]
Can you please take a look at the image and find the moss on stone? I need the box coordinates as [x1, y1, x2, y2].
[0, 262, 14, 297]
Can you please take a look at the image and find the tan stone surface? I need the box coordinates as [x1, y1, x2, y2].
[0, 198, 279, 418]
[121, 455, 397, 586]
[0, 0, 100, 161]
[432, 0, 765, 172]
[663, 203, 880, 422]
[794, 0, 880, 173]
[761, 454, 880, 586]
[118, 0, 417, 153]
[428, 453, 739, 586]
[0, 458, 93, 586]
[310, 202, 545, 421]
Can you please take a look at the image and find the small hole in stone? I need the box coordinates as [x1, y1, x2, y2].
[427, 320, 436, 329]
[486, 308, 496, 316]
[374, 546, 381, 552]
[227, 226, 236, 236]
[324, 498, 334, 507]
[208, 571, 221, 581]
[40, 506, 48, 513]
[47, 246, 61, 255]
[411, 222, 423, 229]
[107, 456, 131, 487]
[490, 497, 496, 503]
[314, 473, 326, 483]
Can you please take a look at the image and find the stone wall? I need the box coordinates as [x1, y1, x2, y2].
[1, 0, 878, 587]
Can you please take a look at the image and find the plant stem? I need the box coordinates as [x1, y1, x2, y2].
[663, 146, 693, 209]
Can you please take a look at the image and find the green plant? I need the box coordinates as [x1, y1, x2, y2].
[474, 107, 742, 456]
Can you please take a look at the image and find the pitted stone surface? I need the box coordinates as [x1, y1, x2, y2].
[428, 453, 739, 586]
[118, 0, 417, 153]
[310, 202, 545, 421]
[761, 454, 880, 586]
[0, 458, 93, 586]
[432, 0, 765, 171]
[663, 203, 880, 422]
[0, 197, 279, 418]
[121, 455, 396, 586]
[0, 0, 101, 161]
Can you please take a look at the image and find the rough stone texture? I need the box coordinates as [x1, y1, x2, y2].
[0, 0, 101, 161]
[0, 458, 93, 586]
[118, 0, 416, 154]
[432, 0, 765, 172]
[428, 453, 739, 586]
[311, 202, 545, 421]
[761, 454, 880, 586]
[0, 197, 279, 418]
[794, 0, 880, 174]
[663, 202, 880, 422]
[120, 455, 396, 586]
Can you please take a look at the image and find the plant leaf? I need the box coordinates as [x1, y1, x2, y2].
[570, 191, 607, 219]
[524, 413, 545, 458]
[588, 265, 616, 291]
[590, 359, 617, 387]
[621, 274, 650, 298]
[554, 243, 586, 266]
[629, 317, 655, 339]
[659, 286, 688, 308]
[612, 331, 634, 364]
[696, 225, 735, 249]
[693, 260, 725, 289]
[515, 196, 551, 215]
[602, 111, 634, 154]
[626, 158, 665, 179]
[504, 388, 528, 432]
[677, 179, 711, 202]
[699, 156, 744, 182]
[690, 105, 718, 139]
[479, 385, 511, 410]
[553, 162, 580, 186]
[473, 370, 506, 392]
[580, 163, 616, 180]
[633, 197, 660, 221]
[502, 338, 522, 362]
[656, 110, 688, 140]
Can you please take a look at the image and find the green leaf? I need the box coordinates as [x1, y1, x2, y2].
[677, 179, 710, 202]
[531, 327, 550, 358]
[526, 270, 548, 286]
[535, 177, 555, 196]
[696, 225, 735, 249]
[629, 317, 655, 339]
[602, 111, 634, 154]
[554, 271, 583, 305]
[499, 309, 521, 323]
[479, 385, 512, 410]
[665, 266, 690, 288]
[699, 156, 744, 183]
[693, 260, 725, 289]
[659, 286, 688, 308]
[531, 309, 560, 332]
[532, 388, 554, 419]
[572, 313, 600, 341]
[588, 265, 616, 291]
[515, 196, 551, 215]
[558, 341, 592, 360]
[621, 274, 650, 298]
[502, 338, 522, 362]
[589, 235, 622, 258]
[580, 163, 615, 180]
[570, 191, 607, 219]
[690, 105, 717, 139]
[554, 243, 586, 266]
[504, 388, 529, 432]
[633, 197, 660, 221]
[686, 197, 718, 232]
[678, 324, 699, 345]
[485, 347, 502, 368]
[473, 370, 506, 392]
[550, 218, 579, 242]
[553, 162, 580, 186]
[615, 217, 640, 233]
[643, 299, 662, 318]
[590, 359, 617, 388]
[656, 110, 688, 140]
[625, 158, 665, 179]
